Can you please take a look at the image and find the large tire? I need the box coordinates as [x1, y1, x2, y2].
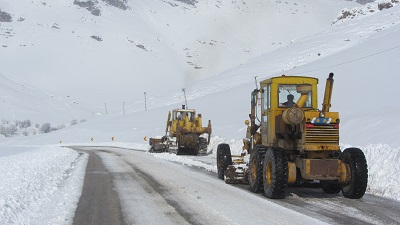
[198, 137, 208, 156]
[263, 147, 288, 199]
[321, 181, 341, 194]
[217, 144, 232, 180]
[248, 145, 266, 193]
[340, 148, 368, 199]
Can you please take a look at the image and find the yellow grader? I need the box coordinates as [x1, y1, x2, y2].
[217, 73, 368, 199]
[149, 106, 212, 155]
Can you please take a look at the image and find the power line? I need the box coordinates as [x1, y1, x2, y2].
[289, 45, 400, 75]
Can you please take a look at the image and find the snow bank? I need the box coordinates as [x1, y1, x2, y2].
[352, 144, 400, 201]
[0, 146, 87, 224]
[208, 136, 244, 156]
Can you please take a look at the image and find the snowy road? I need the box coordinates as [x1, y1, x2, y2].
[70, 146, 400, 225]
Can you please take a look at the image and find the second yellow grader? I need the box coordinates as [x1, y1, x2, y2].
[150, 106, 212, 155]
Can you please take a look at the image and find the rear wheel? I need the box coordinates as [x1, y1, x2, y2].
[217, 144, 232, 180]
[340, 148, 368, 199]
[249, 146, 266, 193]
[263, 147, 288, 199]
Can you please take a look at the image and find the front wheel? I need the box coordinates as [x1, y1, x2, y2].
[263, 147, 288, 199]
[340, 148, 368, 199]
[217, 144, 232, 180]
[248, 146, 266, 193]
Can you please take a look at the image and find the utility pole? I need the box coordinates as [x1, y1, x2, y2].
[144, 92, 147, 111]
[104, 103, 108, 115]
[123, 102, 125, 116]
[182, 88, 188, 108]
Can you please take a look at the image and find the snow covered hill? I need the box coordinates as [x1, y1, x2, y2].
[1, 1, 400, 223]
[1, 0, 358, 120]
[0, 73, 91, 124]
[2, 0, 398, 146]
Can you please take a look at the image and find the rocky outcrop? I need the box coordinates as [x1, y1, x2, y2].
[0, 9, 12, 22]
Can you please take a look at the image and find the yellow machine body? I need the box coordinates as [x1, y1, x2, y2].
[218, 73, 367, 199]
[149, 107, 211, 155]
[167, 109, 212, 139]
[259, 76, 340, 152]
[247, 75, 345, 182]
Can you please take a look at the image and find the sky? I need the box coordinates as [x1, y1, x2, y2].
[0, 0, 400, 224]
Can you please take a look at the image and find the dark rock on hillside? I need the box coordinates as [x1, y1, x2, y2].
[175, 0, 198, 6]
[0, 9, 12, 22]
[74, 0, 129, 14]
[74, 0, 101, 16]
[91, 35, 103, 41]
[103, 0, 129, 10]
[378, 2, 394, 10]
[355, 0, 375, 4]
[91, 9, 101, 16]
[74, 0, 96, 8]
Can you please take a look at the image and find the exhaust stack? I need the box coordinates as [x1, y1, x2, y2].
[322, 73, 334, 113]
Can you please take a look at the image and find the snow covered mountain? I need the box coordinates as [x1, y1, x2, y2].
[1, 0, 359, 121]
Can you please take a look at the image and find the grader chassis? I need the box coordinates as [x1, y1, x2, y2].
[217, 73, 368, 199]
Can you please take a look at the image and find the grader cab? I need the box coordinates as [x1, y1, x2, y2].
[217, 73, 368, 199]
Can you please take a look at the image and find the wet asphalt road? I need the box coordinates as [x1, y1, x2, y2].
[70, 146, 400, 225]
[73, 150, 125, 225]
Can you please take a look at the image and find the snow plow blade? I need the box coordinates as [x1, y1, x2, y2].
[149, 137, 168, 153]
[217, 144, 248, 183]
[224, 156, 248, 184]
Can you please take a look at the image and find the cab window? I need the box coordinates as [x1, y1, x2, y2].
[278, 84, 312, 108]
[262, 85, 270, 110]
[188, 112, 195, 122]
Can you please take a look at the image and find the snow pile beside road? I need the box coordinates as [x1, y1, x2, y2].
[208, 136, 244, 156]
[0, 146, 87, 224]
[361, 144, 400, 201]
